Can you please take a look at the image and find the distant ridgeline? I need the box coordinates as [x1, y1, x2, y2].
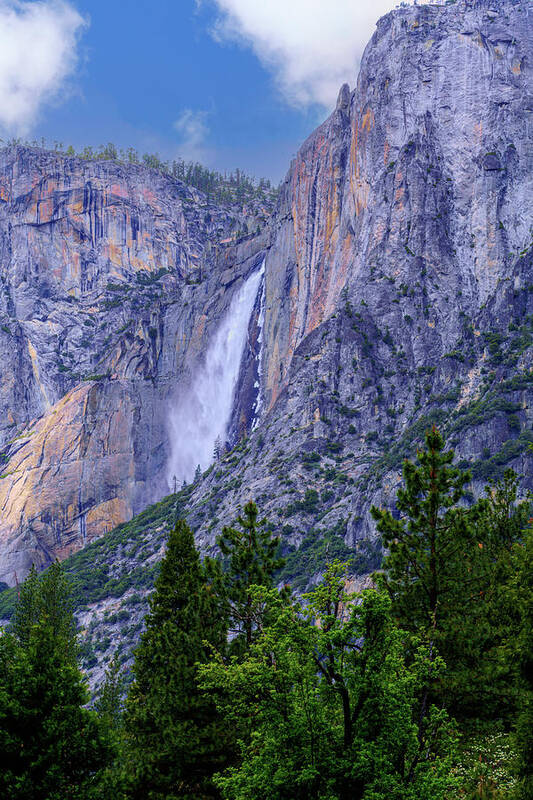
[0, 137, 279, 217]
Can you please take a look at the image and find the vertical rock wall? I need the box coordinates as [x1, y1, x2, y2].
[0, 149, 266, 584]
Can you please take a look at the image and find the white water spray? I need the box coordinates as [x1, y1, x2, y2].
[166, 263, 264, 488]
[251, 274, 266, 430]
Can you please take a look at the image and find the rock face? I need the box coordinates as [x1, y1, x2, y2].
[187, 0, 533, 553]
[1, 0, 533, 587]
[0, 149, 267, 584]
[261, 0, 532, 409]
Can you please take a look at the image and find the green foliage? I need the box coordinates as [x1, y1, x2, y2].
[471, 431, 533, 481]
[199, 566, 458, 800]
[359, 410, 449, 490]
[11, 562, 76, 654]
[371, 426, 474, 634]
[301, 450, 321, 466]
[0, 491, 186, 622]
[452, 395, 521, 435]
[277, 529, 381, 592]
[372, 430, 530, 726]
[283, 487, 324, 516]
[437, 470, 530, 721]
[451, 730, 517, 799]
[2, 473, 530, 799]
[506, 527, 533, 799]
[94, 655, 125, 732]
[122, 520, 229, 799]
[3, 139, 278, 215]
[216, 500, 284, 649]
[0, 562, 112, 799]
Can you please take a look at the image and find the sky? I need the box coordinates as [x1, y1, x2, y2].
[0, 0, 404, 182]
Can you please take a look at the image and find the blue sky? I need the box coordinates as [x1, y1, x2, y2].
[0, 0, 399, 182]
[38, 0, 322, 181]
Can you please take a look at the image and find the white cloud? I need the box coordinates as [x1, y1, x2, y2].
[0, 0, 86, 134]
[205, 0, 401, 109]
[173, 108, 211, 163]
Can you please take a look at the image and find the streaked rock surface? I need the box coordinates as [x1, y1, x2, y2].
[0, 149, 266, 584]
[189, 0, 533, 552]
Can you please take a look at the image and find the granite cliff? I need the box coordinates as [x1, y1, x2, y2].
[187, 0, 533, 553]
[0, 149, 268, 585]
[1, 0, 532, 606]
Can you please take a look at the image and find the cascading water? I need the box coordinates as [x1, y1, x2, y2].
[251, 274, 266, 430]
[166, 262, 265, 488]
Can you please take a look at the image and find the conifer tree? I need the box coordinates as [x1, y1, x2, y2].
[370, 432, 531, 724]
[0, 561, 111, 799]
[92, 656, 127, 799]
[11, 561, 77, 656]
[370, 427, 481, 728]
[123, 520, 229, 799]
[510, 527, 533, 800]
[10, 563, 39, 644]
[371, 426, 474, 636]
[95, 655, 125, 732]
[216, 500, 284, 649]
[439, 469, 530, 719]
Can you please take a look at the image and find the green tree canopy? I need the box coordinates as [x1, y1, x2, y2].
[123, 519, 229, 800]
[0, 561, 111, 800]
[371, 429, 530, 725]
[199, 563, 457, 800]
[216, 500, 284, 649]
[371, 426, 475, 635]
[503, 527, 533, 799]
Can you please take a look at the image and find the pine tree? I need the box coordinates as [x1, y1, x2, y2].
[439, 469, 530, 720]
[92, 656, 127, 799]
[95, 655, 125, 732]
[10, 563, 40, 646]
[371, 426, 475, 636]
[509, 527, 533, 800]
[370, 426, 481, 731]
[123, 520, 229, 799]
[0, 561, 111, 799]
[217, 500, 284, 649]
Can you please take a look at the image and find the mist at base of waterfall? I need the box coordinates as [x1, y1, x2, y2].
[166, 264, 264, 489]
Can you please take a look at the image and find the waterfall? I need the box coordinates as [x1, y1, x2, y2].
[251, 274, 266, 430]
[166, 262, 265, 488]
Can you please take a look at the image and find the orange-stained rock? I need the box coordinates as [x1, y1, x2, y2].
[0, 148, 269, 584]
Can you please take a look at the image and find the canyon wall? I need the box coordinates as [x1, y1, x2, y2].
[0, 149, 266, 584]
[260, 0, 532, 408]
[188, 0, 533, 553]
